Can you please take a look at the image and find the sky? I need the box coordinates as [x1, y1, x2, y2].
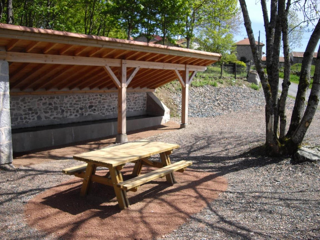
[234, 0, 319, 54]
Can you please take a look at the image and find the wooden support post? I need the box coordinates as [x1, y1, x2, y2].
[181, 65, 189, 128]
[116, 60, 128, 143]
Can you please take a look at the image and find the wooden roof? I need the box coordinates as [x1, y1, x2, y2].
[0, 24, 221, 95]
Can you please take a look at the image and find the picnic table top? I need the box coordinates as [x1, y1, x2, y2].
[73, 141, 180, 167]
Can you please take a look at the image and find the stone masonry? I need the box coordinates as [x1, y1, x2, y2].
[0, 60, 12, 165]
[10, 92, 147, 129]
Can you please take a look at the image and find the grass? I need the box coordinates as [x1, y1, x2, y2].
[250, 83, 260, 90]
[279, 63, 315, 87]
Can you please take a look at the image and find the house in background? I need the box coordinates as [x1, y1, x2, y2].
[176, 38, 200, 49]
[261, 56, 285, 68]
[135, 35, 178, 46]
[236, 38, 264, 63]
[290, 52, 317, 65]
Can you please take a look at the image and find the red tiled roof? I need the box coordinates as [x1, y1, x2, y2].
[261, 56, 285, 62]
[236, 38, 265, 46]
[291, 52, 317, 58]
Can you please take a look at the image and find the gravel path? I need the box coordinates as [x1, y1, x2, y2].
[1, 86, 320, 239]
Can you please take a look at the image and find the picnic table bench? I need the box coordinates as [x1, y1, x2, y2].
[63, 141, 192, 209]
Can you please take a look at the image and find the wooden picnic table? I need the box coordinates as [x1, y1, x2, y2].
[63, 141, 192, 209]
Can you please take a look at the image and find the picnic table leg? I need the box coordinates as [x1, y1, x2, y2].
[80, 162, 97, 196]
[110, 165, 129, 209]
[132, 159, 144, 176]
[160, 151, 176, 184]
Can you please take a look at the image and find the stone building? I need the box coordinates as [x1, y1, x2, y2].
[290, 52, 317, 65]
[236, 38, 264, 63]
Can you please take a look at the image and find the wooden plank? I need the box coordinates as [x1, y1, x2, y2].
[73, 141, 180, 168]
[55, 66, 92, 89]
[181, 65, 190, 127]
[62, 164, 87, 175]
[5, 51, 207, 72]
[59, 45, 73, 55]
[1, 29, 222, 62]
[43, 43, 58, 54]
[189, 71, 197, 84]
[141, 158, 164, 168]
[126, 67, 139, 86]
[26, 41, 40, 53]
[118, 160, 192, 191]
[59, 66, 100, 90]
[116, 60, 127, 142]
[6, 39, 20, 51]
[74, 46, 89, 56]
[104, 65, 121, 88]
[174, 70, 185, 88]
[6, 52, 121, 67]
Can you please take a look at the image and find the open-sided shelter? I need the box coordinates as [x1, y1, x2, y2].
[0, 24, 221, 166]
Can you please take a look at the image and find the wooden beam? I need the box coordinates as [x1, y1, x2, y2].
[126, 67, 139, 86]
[34, 65, 73, 90]
[20, 65, 62, 91]
[116, 60, 128, 143]
[104, 65, 121, 88]
[66, 67, 102, 90]
[189, 71, 197, 84]
[181, 65, 189, 128]
[26, 41, 40, 53]
[4, 52, 207, 71]
[43, 65, 79, 90]
[79, 71, 109, 89]
[59, 45, 73, 55]
[174, 70, 185, 88]
[101, 49, 117, 58]
[6, 39, 20, 51]
[10, 88, 154, 96]
[11, 64, 48, 89]
[1, 29, 221, 62]
[55, 66, 92, 89]
[74, 46, 89, 56]
[43, 43, 58, 54]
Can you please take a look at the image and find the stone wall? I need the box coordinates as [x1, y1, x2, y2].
[10, 92, 147, 129]
[0, 60, 12, 165]
[237, 45, 263, 62]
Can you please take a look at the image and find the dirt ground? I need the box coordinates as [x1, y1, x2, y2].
[1, 107, 320, 239]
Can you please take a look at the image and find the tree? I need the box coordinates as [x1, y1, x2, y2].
[111, 0, 143, 40]
[238, 0, 320, 156]
[156, 0, 185, 45]
[7, 0, 13, 23]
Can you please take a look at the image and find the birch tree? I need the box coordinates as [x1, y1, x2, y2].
[239, 0, 320, 155]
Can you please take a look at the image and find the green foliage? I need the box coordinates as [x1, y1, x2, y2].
[250, 83, 260, 90]
[279, 63, 315, 87]
[1, 0, 241, 54]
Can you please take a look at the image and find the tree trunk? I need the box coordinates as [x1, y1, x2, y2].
[239, 0, 320, 156]
[287, 19, 320, 137]
[7, 0, 13, 24]
[0, 0, 4, 21]
[279, 1, 291, 139]
[292, 45, 320, 144]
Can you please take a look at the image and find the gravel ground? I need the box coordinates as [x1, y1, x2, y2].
[1, 86, 320, 239]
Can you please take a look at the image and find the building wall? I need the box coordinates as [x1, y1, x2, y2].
[237, 45, 263, 63]
[10, 92, 147, 129]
